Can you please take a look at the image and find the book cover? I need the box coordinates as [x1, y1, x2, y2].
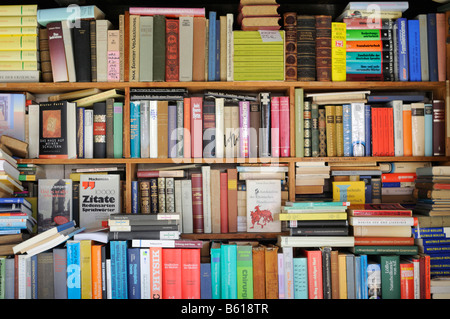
[165, 18, 179, 82]
[181, 248, 200, 299]
[270, 96, 280, 157]
[332, 181, 365, 204]
[46, 21, 68, 82]
[93, 102, 107, 158]
[407, 19, 421, 81]
[378, 255, 401, 299]
[39, 101, 76, 159]
[79, 174, 120, 229]
[246, 179, 281, 232]
[139, 16, 153, 82]
[411, 102, 425, 156]
[37, 178, 72, 233]
[315, 15, 332, 81]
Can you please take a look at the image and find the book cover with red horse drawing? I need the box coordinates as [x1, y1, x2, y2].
[246, 179, 281, 232]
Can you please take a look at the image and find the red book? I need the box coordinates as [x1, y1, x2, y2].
[303, 249, 323, 299]
[400, 262, 415, 299]
[388, 107, 394, 156]
[162, 248, 182, 299]
[181, 248, 201, 299]
[270, 96, 280, 157]
[165, 18, 179, 82]
[348, 203, 412, 216]
[220, 172, 228, 233]
[47, 21, 69, 82]
[191, 173, 204, 234]
[227, 168, 238, 233]
[381, 173, 417, 183]
[183, 97, 191, 158]
[190, 97, 203, 158]
[420, 254, 431, 299]
[371, 107, 379, 156]
[150, 247, 163, 299]
[279, 96, 290, 157]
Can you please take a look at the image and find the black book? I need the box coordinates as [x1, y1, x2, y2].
[73, 19, 92, 82]
[203, 97, 216, 158]
[297, 15, 316, 81]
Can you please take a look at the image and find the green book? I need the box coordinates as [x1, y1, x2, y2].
[236, 245, 253, 299]
[113, 102, 123, 158]
[295, 88, 304, 157]
[378, 255, 401, 299]
[139, 16, 153, 82]
[152, 15, 165, 81]
[349, 246, 418, 255]
[346, 29, 389, 41]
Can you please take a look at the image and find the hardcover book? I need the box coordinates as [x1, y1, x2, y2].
[246, 179, 281, 232]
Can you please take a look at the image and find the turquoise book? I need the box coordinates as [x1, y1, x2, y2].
[130, 101, 140, 158]
[293, 257, 308, 299]
[210, 243, 221, 299]
[66, 240, 81, 299]
[113, 102, 123, 158]
[110, 240, 128, 299]
[424, 103, 433, 156]
[236, 245, 253, 299]
[360, 254, 368, 299]
[220, 244, 237, 299]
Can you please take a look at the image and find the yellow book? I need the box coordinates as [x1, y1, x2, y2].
[0, 35, 37, 50]
[233, 30, 284, 41]
[0, 61, 38, 70]
[73, 89, 124, 107]
[335, 104, 344, 156]
[331, 22, 346, 81]
[0, 5, 37, 16]
[332, 181, 366, 204]
[325, 105, 336, 157]
[279, 212, 348, 220]
[80, 240, 92, 299]
[0, 50, 37, 61]
[338, 253, 348, 299]
[69, 172, 107, 182]
[0, 26, 38, 35]
[0, 16, 37, 27]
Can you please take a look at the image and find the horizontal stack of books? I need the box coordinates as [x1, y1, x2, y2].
[295, 162, 330, 195]
[237, 0, 281, 31]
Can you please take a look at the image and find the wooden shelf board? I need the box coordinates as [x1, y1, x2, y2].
[181, 232, 288, 240]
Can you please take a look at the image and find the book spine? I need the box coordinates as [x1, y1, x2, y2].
[47, 21, 68, 82]
[96, 20, 111, 82]
[191, 97, 203, 158]
[364, 104, 371, 157]
[391, 101, 403, 157]
[66, 241, 81, 299]
[107, 30, 120, 82]
[259, 92, 271, 157]
[129, 101, 140, 158]
[215, 98, 225, 158]
[220, 172, 228, 233]
[73, 20, 91, 82]
[351, 102, 365, 157]
[331, 22, 346, 81]
[149, 101, 158, 158]
[432, 100, 445, 156]
[139, 16, 153, 82]
[113, 103, 123, 158]
[335, 104, 344, 157]
[270, 96, 280, 157]
[176, 100, 184, 158]
[157, 100, 169, 159]
[165, 18, 179, 82]
[315, 15, 331, 81]
[191, 173, 204, 234]
[192, 16, 206, 81]
[295, 88, 304, 157]
[311, 103, 319, 157]
[407, 20, 421, 81]
[318, 108, 327, 157]
[304, 100, 312, 157]
[346, 40, 393, 52]
[203, 98, 216, 158]
[183, 97, 191, 158]
[236, 245, 253, 299]
[105, 99, 115, 158]
[427, 13, 438, 81]
[411, 103, 425, 156]
[179, 16, 193, 82]
[297, 15, 316, 80]
[168, 103, 177, 158]
[129, 7, 206, 17]
[424, 103, 433, 157]
[153, 15, 166, 81]
[227, 169, 238, 233]
[165, 177, 175, 213]
[76, 107, 85, 159]
[279, 96, 290, 157]
[239, 101, 250, 158]
[325, 105, 336, 157]
[208, 11, 216, 81]
[436, 13, 446, 81]
[343, 18, 394, 29]
[284, 12, 297, 81]
[89, 20, 97, 82]
[346, 29, 393, 40]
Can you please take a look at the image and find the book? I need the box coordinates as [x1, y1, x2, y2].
[47, 21, 68, 82]
[332, 181, 365, 204]
[37, 5, 105, 27]
[246, 179, 281, 232]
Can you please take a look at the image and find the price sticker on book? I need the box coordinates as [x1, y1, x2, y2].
[258, 30, 282, 42]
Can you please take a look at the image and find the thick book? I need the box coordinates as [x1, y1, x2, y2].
[283, 12, 297, 81]
[411, 102, 425, 156]
[95, 20, 113, 82]
[192, 16, 206, 81]
[38, 100, 76, 159]
[427, 13, 438, 81]
[73, 20, 91, 82]
[315, 15, 331, 81]
[47, 21, 69, 82]
[297, 15, 316, 80]
[331, 22, 346, 81]
[191, 173, 204, 234]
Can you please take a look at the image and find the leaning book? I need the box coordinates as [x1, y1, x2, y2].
[37, 179, 73, 233]
[246, 179, 281, 232]
[79, 174, 120, 229]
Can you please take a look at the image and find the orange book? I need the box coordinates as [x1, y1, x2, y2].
[192, 17, 206, 81]
[162, 248, 182, 299]
[264, 245, 279, 299]
[183, 97, 191, 158]
[227, 168, 238, 233]
[252, 245, 266, 299]
[346, 40, 389, 52]
[181, 248, 201, 299]
[402, 104, 412, 156]
[400, 262, 415, 299]
[303, 249, 323, 299]
[91, 244, 103, 299]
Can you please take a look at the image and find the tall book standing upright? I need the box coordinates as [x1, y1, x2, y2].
[47, 21, 69, 82]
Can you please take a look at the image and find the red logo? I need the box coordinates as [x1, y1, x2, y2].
[82, 181, 95, 189]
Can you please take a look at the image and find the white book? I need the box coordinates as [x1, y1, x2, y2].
[226, 13, 234, 81]
[96, 20, 112, 82]
[411, 102, 425, 156]
[283, 246, 294, 299]
[351, 102, 365, 157]
[17, 255, 28, 299]
[140, 248, 151, 299]
[149, 100, 158, 158]
[84, 109, 93, 159]
[220, 15, 226, 81]
[106, 259, 112, 299]
[139, 16, 153, 82]
[28, 104, 39, 158]
[388, 100, 403, 157]
[61, 22, 76, 82]
[67, 102, 77, 159]
[181, 179, 193, 234]
[140, 100, 150, 158]
[179, 16, 193, 82]
[174, 179, 183, 233]
[246, 179, 281, 232]
[202, 166, 211, 233]
[215, 97, 224, 158]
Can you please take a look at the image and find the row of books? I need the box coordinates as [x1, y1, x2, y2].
[133, 165, 288, 234]
[130, 90, 291, 159]
[295, 89, 445, 158]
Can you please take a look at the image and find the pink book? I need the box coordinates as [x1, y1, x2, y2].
[190, 96, 203, 158]
[279, 96, 290, 157]
[270, 96, 280, 157]
[129, 7, 205, 17]
[107, 30, 120, 82]
[239, 101, 250, 158]
[436, 13, 446, 82]
[47, 21, 69, 82]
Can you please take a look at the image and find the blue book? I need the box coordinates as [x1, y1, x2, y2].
[427, 13, 438, 81]
[364, 104, 371, 156]
[343, 104, 352, 156]
[168, 103, 177, 158]
[359, 255, 368, 299]
[382, 182, 401, 187]
[424, 103, 433, 156]
[131, 181, 138, 214]
[30, 255, 38, 299]
[66, 240, 81, 299]
[210, 244, 221, 299]
[220, 244, 237, 299]
[127, 247, 141, 299]
[130, 101, 141, 158]
[208, 11, 217, 81]
[346, 61, 391, 74]
[110, 241, 128, 299]
[200, 263, 212, 299]
[396, 18, 409, 81]
[37, 5, 104, 27]
[293, 257, 308, 299]
[407, 19, 421, 81]
[0, 198, 31, 208]
[215, 19, 221, 80]
[354, 255, 361, 299]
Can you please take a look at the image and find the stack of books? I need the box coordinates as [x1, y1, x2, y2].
[295, 162, 330, 195]
[430, 277, 450, 299]
[17, 163, 45, 182]
[237, 0, 281, 31]
[0, 152, 24, 196]
[413, 166, 450, 215]
[347, 203, 418, 256]
[107, 213, 181, 241]
[0, 5, 40, 82]
[233, 31, 285, 81]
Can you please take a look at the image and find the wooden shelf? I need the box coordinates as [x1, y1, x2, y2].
[181, 232, 288, 240]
